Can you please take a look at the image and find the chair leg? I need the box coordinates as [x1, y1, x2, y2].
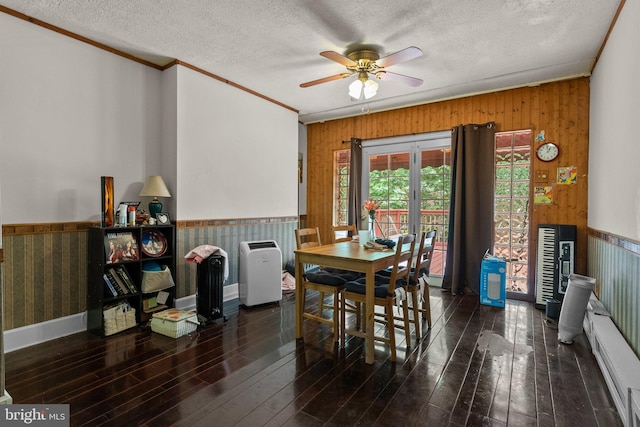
[319, 291, 325, 313]
[402, 299, 411, 348]
[332, 291, 340, 342]
[386, 300, 396, 362]
[410, 289, 421, 340]
[340, 294, 346, 347]
[422, 286, 432, 328]
[361, 303, 367, 333]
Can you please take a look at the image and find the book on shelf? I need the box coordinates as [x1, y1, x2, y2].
[115, 266, 137, 293]
[103, 274, 118, 297]
[108, 268, 130, 294]
[105, 269, 128, 295]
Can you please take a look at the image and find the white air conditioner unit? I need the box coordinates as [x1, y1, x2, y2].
[238, 240, 282, 307]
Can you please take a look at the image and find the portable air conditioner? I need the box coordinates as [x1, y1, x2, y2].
[238, 240, 282, 306]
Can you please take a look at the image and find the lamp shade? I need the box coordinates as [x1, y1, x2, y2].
[139, 176, 171, 198]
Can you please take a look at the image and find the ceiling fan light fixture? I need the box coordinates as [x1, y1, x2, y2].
[363, 79, 378, 99]
[348, 78, 364, 99]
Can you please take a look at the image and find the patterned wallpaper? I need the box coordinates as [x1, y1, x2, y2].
[176, 220, 298, 296]
[6, 218, 636, 359]
[2, 230, 88, 330]
[1, 218, 297, 331]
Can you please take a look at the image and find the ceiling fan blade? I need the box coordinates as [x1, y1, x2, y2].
[320, 51, 357, 67]
[377, 71, 423, 87]
[376, 46, 423, 68]
[300, 73, 352, 88]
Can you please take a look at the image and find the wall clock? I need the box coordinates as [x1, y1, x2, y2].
[536, 142, 560, 162]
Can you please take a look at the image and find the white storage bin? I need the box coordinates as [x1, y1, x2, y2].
[151, 309, 199, 338]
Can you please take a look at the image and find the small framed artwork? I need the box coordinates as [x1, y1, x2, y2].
[156, 212, 171, 225]
[104, 231, 140, 264]
[101, 176, 114, 227]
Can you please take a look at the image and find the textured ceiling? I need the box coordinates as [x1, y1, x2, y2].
[0, 0, 621, 123]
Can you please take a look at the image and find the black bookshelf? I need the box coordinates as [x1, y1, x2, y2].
[87, 225, 176, 336]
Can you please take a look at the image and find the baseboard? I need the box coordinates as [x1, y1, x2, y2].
[583, 293, 640, 427]
[3, 283, 240, 353]
[175, 283, 239, 311]
[4, 312, 87, 353]
[0, 390, 12, 405]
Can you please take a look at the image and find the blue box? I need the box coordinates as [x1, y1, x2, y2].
[480, 255, 506, 308]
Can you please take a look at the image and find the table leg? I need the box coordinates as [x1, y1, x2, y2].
[295, 255, 303, 339]
[365, 265, 375, 364]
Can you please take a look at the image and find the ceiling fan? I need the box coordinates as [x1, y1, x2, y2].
[300, 46, 424, 100]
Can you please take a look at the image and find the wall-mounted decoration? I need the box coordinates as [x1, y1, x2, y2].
[534, 186, 553, 204]
[298, 152, 303, 183]
[557, 166, 577, 185]
[101, 176, 114, 227]
[535, 169, 550, 182]
[536, 142, 559, 162]
[535, 130, 546, 141]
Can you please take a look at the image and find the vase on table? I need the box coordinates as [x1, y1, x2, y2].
[369, 212, 377, 240]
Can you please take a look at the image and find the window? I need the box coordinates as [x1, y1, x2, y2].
[333, 149, 350, 226]
[494, 130, 532, 298]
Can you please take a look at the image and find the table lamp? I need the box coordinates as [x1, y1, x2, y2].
[139, 176, 171, 218]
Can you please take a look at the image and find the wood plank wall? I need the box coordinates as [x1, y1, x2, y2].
[306, 78, 590, 279]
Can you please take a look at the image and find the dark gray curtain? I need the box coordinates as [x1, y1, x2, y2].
[347, 138, 363, 230]
[442, 122, 496, 295]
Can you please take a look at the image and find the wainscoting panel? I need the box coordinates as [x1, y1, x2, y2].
[176, 219, 298, 298]
[588, 232, 640, 357]
[1, 218, 298, 332]
[2, 231, 88, 330]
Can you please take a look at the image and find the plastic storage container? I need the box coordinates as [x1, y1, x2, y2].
[558, 274, 596, 344]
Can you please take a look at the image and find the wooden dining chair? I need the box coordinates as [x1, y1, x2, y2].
[340, 233, 416, 361]
[405, 230, 437, 339]
[331, 224, 358, 243]
[295, 227, 344, 342]
[330, 223, 363, 326]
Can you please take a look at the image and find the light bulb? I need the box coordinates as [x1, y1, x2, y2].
[363, 79, 379, 99]
[348, 79, 363, 99]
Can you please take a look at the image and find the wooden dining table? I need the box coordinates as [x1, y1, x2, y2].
[294, 240, 408, 364]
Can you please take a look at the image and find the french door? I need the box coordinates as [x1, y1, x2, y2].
[362, 131, 450, 282]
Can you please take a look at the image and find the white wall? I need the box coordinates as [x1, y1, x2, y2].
[0, 13, 163, 223]
[589, 0, 640, 240]
[0, 12, 298, 225]
[174, 66, 298, 220]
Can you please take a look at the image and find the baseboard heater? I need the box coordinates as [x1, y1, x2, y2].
[583, 293, 640, 426]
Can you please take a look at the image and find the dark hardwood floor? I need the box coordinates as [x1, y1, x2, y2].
[6, 288, 622, 426]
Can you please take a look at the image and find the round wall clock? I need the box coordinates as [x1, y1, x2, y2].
[536, 142, 560, 162]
